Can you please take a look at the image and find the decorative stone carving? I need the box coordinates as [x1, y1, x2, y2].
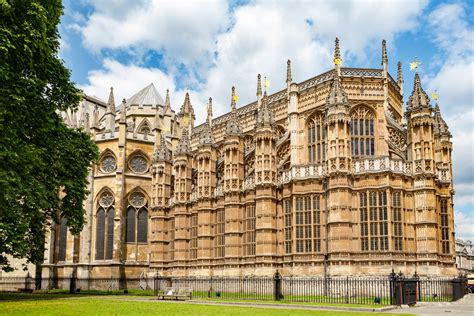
[101, 155, 117, 173]
[99, 191, 114, 207]
[129, 155, 148, 174]
[129, 191, 146, 208]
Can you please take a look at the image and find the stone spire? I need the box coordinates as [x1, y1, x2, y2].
[206, 97, 213, 125]
[226, 86, 242, 136]
[382, 39, 388, 65]
[164, 89, 172, 115]
[433, 104, 451, 137]
[257, 74, 262, 97]
[231, 86, 237, 112]
[286, 59, 292, 83]
[120, 99, 127, 123]
[180, 92, 195, 117]
[397, 61, 404, 95]
[175, 128, 191, 155]
[407, 73, 430, 111]
[334, 37, 341, 76]
[201, 98, 214, 146]
[257, 91, 274, 127]
[382, 40, 388, 79]
[154, 134, 172, 162]
[107, 87, 115, 113]
[327, 76, 348, 106]
[257, 74, 262, 110]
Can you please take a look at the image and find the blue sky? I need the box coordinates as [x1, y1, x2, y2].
[59, 0, 473, 241]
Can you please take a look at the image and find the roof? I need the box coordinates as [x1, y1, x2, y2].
[125, 83, 165, 108]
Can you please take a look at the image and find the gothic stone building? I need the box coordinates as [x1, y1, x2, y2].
[43, 40, 457, 279]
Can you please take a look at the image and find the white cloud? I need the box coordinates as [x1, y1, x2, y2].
[79, 59, 183, 109]
[79, 0, 229, 86]
[424, 3, 474, 214]
[454, 210, 474, 241]
[75, 0, 430, 122]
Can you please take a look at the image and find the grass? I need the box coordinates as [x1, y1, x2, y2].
[0, 296, 412, 316]
[195, 298, 387, 309]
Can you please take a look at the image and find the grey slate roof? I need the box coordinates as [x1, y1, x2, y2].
[126, 83, 165, 108]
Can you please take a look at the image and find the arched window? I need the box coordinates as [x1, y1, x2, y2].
[95, 190, 115, 260]
[58, 215, 68, 262]
[126, 191, 148, 243]
[95, 208, 105, 260]
[307, 112, 326, 163]
[137, 209, 148, 243]
[351, 106, 375, 157]
[126, 207, 136, 243]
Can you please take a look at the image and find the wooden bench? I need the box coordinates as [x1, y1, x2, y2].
[157, 287, 192, 300]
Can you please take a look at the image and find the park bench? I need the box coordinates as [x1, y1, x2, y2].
[18, 288, 34, 293]
[157, 287, 192, 300]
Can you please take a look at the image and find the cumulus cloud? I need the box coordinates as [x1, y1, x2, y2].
[78, 59, 189, 110]
[455, 210, 474, 241]
[424, 3, 474, 214]
[74, 0, 430, 122]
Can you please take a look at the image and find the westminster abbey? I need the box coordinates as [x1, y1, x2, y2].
[43, 39, 457, 279]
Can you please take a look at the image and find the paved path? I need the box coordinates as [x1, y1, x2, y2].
[388, 294, 474, 315]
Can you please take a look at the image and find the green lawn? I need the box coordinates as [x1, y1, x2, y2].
[0, 297, 411, 316]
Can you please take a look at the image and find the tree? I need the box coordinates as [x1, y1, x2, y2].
[0, 0, 98, 271]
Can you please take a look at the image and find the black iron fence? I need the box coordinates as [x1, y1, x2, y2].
[0, 271, 467, 306]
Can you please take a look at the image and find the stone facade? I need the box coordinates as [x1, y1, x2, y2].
[456, 239, 474, 274]
[42, 39, 457, 279]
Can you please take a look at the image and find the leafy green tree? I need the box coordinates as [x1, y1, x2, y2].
[0, 0, 98, 271]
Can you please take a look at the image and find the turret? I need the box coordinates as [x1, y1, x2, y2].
[172, 129, 193, 264]
[287, 60, 300, 165]
[223, 86, 244, 266]
[254, 91, 278, 268]
[433, 104, 452, 183]
[406, 73, 435, 173]
[150, 134, 172, 269]
[326, 76, 351, 173]
[224, 86, 244, 192]
[174, 129, 193, 203]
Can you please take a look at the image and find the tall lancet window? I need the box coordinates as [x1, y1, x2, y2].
[95, 190, 115, 260]
[307, 112, 326, 163]
[126, 191, 148, 243]
[58, 215, 68, 262]
[351, 106, 375, 157]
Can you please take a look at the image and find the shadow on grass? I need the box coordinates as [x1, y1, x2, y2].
[0, 289, 155, 301]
